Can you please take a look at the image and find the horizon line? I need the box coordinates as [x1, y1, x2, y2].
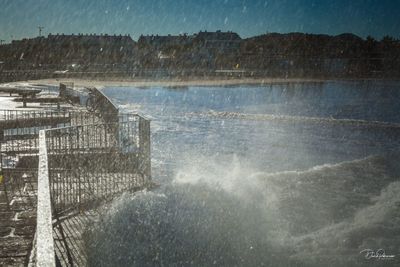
[4, 30, 399, 44]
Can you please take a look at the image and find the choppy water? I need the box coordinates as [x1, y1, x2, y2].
[85, 81, 400, 266]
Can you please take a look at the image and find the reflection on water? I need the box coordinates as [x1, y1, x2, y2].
[86, 81, 400, 266]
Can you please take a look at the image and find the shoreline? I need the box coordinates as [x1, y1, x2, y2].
[23, 77, 328, 88]
[8, 77, 386, 88]
[3, 77, 399, 89]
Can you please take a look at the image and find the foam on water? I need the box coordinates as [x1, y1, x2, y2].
[190, 110, 400, 129]
[88, 82, 400, 266]
[84, 154, 400, 266]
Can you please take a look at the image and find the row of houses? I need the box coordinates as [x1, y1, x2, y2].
[138, 31, 241, 51]
[0, 31, 399, 78]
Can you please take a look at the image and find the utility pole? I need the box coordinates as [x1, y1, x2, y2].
[38, 26, 44, 37]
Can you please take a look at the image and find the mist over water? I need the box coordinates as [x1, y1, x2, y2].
[85, 81, 400, 266]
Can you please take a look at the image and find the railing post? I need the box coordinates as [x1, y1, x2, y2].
[37, 130, 56, 267]
[139, 117, 151, 182]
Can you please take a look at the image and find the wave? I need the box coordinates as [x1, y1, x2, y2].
[84, 154, 400, 266]
[290, 181, 400, 266]
[255, 154, 400, 266]
[190, 110, 400, 129]
[253, 154, 400, 234]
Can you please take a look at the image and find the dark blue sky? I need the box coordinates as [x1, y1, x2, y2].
[1, 0, 399, 42]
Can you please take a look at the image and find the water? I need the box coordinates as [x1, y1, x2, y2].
[85, 81, 400, 266]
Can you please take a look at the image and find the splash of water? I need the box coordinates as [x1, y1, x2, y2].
[84, 154, 400, 267]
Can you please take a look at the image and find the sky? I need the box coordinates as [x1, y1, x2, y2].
[0, 0, 399, 42]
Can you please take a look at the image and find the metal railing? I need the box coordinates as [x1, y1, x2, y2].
[0, 109, 142, 194]
[0, 109, 108, 166]
[0, 87, 151, 266]
[46, 119, 151, 215]
[0, 110, 75, 215]
[59, 83, 80, 105]
[35, 114, 151, 266]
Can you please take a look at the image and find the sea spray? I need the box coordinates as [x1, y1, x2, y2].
[84, 155, 292, 266]
[84, 154, 400, 267]
[89, 83, 400, 266]
[84, 186, 290, 266]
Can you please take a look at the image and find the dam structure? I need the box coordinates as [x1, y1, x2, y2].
[0, 85, 152, 266]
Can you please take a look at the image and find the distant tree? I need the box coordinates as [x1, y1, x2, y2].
[381, 35, 397, 50]
[366, 35, 377, 44]
[382, 35, 395, 43]
[365, 35, 378, 52]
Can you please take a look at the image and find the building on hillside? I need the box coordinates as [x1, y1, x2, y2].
[193, 30, 241, 53]
[137, 34, 193, 49]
